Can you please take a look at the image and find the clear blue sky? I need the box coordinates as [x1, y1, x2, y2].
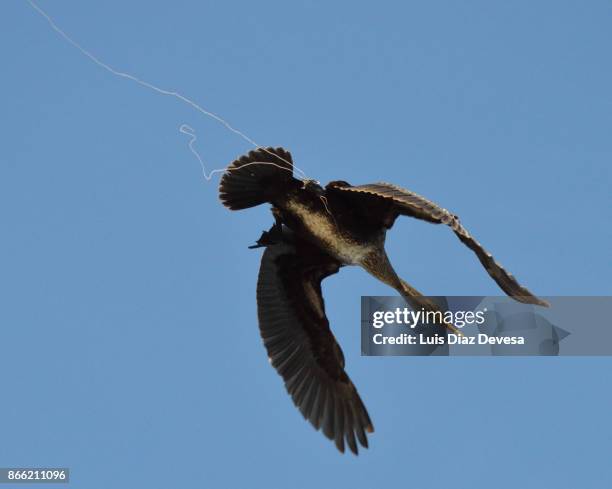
[2, 1, 611, 488]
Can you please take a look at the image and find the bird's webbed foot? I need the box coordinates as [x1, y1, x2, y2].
[248, 221, 284, 249]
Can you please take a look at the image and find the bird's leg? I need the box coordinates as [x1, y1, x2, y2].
[248, 220, 284, 249]
[360, 250, 462, 336]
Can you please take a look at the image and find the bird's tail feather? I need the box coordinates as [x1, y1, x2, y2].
[219, 147, 295, 210]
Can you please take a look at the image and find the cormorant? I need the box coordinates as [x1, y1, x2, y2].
[219, 147, 548, 454]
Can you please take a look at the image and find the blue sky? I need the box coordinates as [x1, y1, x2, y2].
[1, 1, 611, 488]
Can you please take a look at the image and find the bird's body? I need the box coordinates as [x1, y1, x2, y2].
[219, 147, 548, 454]
[273, 184, 383, 266]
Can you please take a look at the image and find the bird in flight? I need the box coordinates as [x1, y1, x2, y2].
[219, 147, 548, 454]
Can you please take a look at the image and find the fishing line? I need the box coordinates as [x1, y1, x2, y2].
[25, 0, 310, 182]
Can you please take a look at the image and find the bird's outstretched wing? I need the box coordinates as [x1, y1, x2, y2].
[327, 181, 548, 307]
[256, 229, 373, 454]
